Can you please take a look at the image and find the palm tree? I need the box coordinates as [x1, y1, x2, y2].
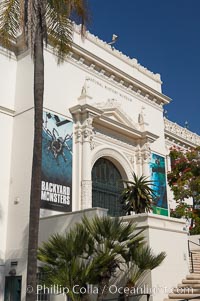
[125, 245, 166, 289]
[38, 223, 96, 301]
[38, 215, 145, 301]
[81, 215, 144, 300]
[0, 1, 89, 300]
[120, 173, 155, 215]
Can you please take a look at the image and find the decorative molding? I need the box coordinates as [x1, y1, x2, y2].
[164, 118, 200, 147]
[135, 147, 142, 165]
[67, 48, 169, 110]
[95, 129, 136, 150]
[126, 155, 135, 165]
[90, 141, 99, 150]
[94, 98, 139, 130]
[141, 142, 151, 163]
[73, 24, 162, 84]
[95, 98, 121, 109]
[91, 146, 133, 180]
[82, 116, 94, 143]
[70, 104, 103, 147]
[73, 116, 94, 145]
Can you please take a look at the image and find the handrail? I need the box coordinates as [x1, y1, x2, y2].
[188, 240, 200, 273]
[188, 240, 200, 248]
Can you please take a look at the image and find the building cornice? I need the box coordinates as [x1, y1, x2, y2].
[12, 29, 171, 109]
[164, 118, 200, 148]
[74, 24, 162, 84]
[70, 43, 171, 108]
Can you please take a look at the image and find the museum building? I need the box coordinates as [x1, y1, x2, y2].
[1, 24, 200, 301]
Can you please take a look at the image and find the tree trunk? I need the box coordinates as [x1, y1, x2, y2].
[26, 23, 44, 301]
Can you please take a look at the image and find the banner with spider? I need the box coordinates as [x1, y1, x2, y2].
[41, 110, 73, 212]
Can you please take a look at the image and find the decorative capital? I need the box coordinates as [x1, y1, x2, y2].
[74, 114, 95, 144]
[141, 142, 151, 162]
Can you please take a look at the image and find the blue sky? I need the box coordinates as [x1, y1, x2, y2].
[88, 0, 200, 135]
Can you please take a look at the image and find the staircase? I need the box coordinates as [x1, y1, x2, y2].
[164, 250, 200, 301]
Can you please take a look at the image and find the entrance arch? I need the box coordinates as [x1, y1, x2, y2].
[92, 157, 124, 216]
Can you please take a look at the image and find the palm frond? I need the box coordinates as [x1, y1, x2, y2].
[0, 0, 21, 50]
[126, 245, 166, 288]
[120, 172, 155, 214]
[46, 0, 89, 64]
[64, 0, 89, 34]
[46, 0, 73, 63]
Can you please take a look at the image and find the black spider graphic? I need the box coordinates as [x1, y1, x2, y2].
[44, 127, 72, 165]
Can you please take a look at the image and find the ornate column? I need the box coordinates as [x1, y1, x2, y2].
[141, 142, 151, 178]
[165, 145, 171, 173]
[135, 146, 143, 177]
[70, 103, 102, 211]
[81, 114, 94, 209]
[73, 117, 82, 211]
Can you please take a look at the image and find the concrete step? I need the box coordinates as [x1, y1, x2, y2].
[164, 298, 200, 301]
[164, 299, 200, 301]
[178, 283, 200, 288]
[173, 288, 200, 294]
[163, 250, 200, 300]
[190, 265, 200, 267]
[163, 299, 184, 301]
[182, 280, 200, 284]
[186, 274, 200, 280]
[168, 293, 200, 299]
[190, 260, 200, 262]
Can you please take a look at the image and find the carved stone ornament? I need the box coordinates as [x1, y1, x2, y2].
[74, 115, 95, 146]
[164, 118, 200, 146]
[135, 147, 142, 165]
[95, 98, 122, 109]
[78, 78, 92, 104]
[141, 142, 151, 162]
[82, 116, 94, 143]
[81, 180, 92, 209]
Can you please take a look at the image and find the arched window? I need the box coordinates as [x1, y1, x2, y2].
[92, 158, 124, 216]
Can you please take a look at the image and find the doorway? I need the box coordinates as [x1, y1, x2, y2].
[92, 158, 124, 216]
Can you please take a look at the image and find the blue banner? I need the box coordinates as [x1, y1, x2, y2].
[150, 153, 168, 216]
[41, 111, 73, 212]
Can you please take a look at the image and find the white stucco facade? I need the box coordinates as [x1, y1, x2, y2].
[1, 25, 200, 301]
